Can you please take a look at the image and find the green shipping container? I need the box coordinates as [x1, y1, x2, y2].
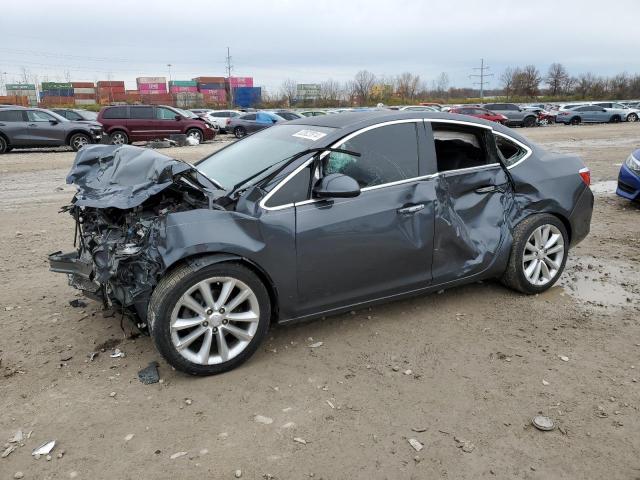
[169, 80, 198, 87]
[6, 83, 36, 90]
[41, 82, 72, 89]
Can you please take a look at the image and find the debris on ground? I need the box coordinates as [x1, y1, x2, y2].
[235, 470, 242, 478]
[60, 355, 73, 362]
[109, 391, 117, 398]
[88, 352, 99, 361]
[68, 299, 87, 308]
[13, 472, 24, 479]
[293, 437, 307, 445]
[411, 427, 427, 433]
[254, 415, 273, 425]
[408, 438, 423, 452]
[124, 434, 134, 442]
[2, 445, 16, 458]
[404, 369, 413, 375]
[184, 398, 192, 405]
[454, 436, 475, 452]
[137, 361, 160, 384]
[185, 136, 200, 146]
[10, 430, 24, 443]
[110, 348, 125, 358]
[532, 415, 555, 431]
[170, 451, 187, 460]
[308, 342, 323, 348]
[558, 355, 569, 362]
[32, 440, 55, 456]
[542, 379, 550, 386]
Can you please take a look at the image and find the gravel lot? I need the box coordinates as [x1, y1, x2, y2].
[1, 124, 639, 480]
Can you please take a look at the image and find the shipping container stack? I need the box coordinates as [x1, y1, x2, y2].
[97, 81, 126, 104]
[40, 82, 74, 106]
[233, 86, 262, 108]
[72, 82, 96, 105]
[195, 76, 227, 106]
[3, 83, 37, 106]
[137, 77, 171, 105]
[169, 80, 200, 108]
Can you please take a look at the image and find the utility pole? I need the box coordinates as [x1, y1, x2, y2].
[225, 47, 233, 107]
[469, 58, 493, 103]
[167, 64, 172, 83]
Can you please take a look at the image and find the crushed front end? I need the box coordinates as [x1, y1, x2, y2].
[49, 145, 223, 327]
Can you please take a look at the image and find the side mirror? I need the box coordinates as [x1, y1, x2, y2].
[175, 115, 182, 121]
[312, 173, 361, 199]
[49, 119, 59, 125]
[272, 119, 278, 124]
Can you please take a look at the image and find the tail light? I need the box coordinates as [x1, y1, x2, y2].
[579, 167, 591, 186]
[559, 112, 569, 116]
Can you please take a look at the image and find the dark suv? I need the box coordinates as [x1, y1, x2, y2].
[0, 107, 103, 153]
[97, 105, 216, 145]
[483, 103, 538, 127]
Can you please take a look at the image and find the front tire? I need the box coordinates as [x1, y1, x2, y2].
[501, 214, 568, 294]
[70, 133, 91, 151]
[234, 126, 246, 138]
[523, 116, 536, 128]
[610, 115, 621, 123]
[186, 128, 203, 143]
[148, 262, 271, 375]
[0, 136, 8, 154]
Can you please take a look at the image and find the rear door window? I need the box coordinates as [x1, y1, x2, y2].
[241, 113, 257, 121]
[130, 106, 154, 119]
[323, 122, 419, 188]
[432, 124, 490, 172]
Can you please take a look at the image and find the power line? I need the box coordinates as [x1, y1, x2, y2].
[226, 47, 233, 107]
[469, 58, 493, 102]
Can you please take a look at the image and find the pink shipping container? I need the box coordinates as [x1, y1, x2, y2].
[138, 83, 167, 92]
[228, 77, 254, 88]
[169, 86, 199, 93]
[201, 89, 227, 102]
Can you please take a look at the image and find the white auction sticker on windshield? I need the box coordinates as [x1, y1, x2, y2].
[292, 129, 327, 141]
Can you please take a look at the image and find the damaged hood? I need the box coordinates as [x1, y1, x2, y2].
[67, 144, 220, 209]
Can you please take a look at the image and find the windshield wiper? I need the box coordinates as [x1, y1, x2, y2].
[226, 147, 360, 199]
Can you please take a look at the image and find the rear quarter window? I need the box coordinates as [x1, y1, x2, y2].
[102, 107, 128, 119]
[0, 110, 24, 121]
[494, 134, 529, 167]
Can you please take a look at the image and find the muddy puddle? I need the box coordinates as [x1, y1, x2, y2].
[559, 256, 637, 308]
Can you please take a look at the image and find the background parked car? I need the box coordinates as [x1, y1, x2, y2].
[521, 106, 556, 125]
[482, 103, 538, 127]
[449, 106, 508, 124]
[617, 149, 640, 201]
[192, 109, 242, 133]
[399, 105, 439, 111]
[51, 108, 99, 123]
[299, 110, 327, 117]
[0, 106, 103, 153]
[590, 102, 639, 122]
[97, 105, 216, 144]
[270, 110, 303, 120]
[556, 105, 615, 125]
[227, 111, 287, 138]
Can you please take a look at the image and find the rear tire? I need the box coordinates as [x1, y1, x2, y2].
[501, 214, 568, 294]
[570, 116, 581, 125]
[610, 115, 621, 123]
[0, 136, 8, 154]
[110, 130, 129, 145]
[148, 262, 271, 376]
[70, 133, 91, 151]
[234, 126, 247, 138]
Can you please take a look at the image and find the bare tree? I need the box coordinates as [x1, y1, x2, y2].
[545, 63, 569, 96]
[352, 70, 376, 105]
[501, 67, 516, 99]
[279, 78, 297, 107]
[609, 72, 629, 98]
[433, 72, 449, 97]
[64, 69, 72, 83]
[512, 65, 541, 97]
[319, 79, 342, 104]
[575, 72, 596, 98]
[396, 72, 420, 102]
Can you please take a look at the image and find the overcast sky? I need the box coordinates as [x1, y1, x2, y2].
[1, 0, 639, 92]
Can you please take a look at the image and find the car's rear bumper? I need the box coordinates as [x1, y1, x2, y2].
[616, 163, 640, 200]
[568, 185, 594, 247]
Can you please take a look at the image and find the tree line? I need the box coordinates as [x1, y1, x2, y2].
[265, 64, 640, 108]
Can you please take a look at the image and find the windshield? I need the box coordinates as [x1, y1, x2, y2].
[77, 110, 98, 120]
[196, 124, 337, 189]
[176, 108, 198, 118]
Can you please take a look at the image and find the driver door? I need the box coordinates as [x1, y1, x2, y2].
[294, 121, 435, 316]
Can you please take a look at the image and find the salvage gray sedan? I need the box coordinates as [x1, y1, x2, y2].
[49, 111, 594, 375]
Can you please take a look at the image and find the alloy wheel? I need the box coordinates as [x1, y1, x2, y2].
[72, 134, 89, 150]
[522, 224, 565, 286]
[111, 132, 126, 145]
[187, 130, 203, 142]
[169, 277, 260, 365]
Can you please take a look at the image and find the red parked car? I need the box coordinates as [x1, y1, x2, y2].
[97, 105, 216, 145]
[449, 106, 508, 124]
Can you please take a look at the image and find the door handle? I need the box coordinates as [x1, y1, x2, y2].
[475, 185, 501, 194]
[397, 203, 425, 215]
[28, 123, 37, 126]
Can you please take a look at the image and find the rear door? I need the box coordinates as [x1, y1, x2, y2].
[429, 121, 514, 283]
[293, 120, 435, 315]
[26, 110, 66, 146]
[126, 106, 155, 140]
[0, 109, 31, 146]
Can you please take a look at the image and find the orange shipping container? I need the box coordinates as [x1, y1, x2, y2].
[0, 95, 29, 106]
[97, 81, 125, 88]
[74, 93, 96, 100]
[193, 76, 225, 83]
[72, 82, 95, 88]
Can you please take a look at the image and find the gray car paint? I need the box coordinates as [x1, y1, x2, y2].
[49, 111, 593, 327]
[482, 103, 537, 127]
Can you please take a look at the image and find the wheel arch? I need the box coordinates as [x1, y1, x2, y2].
[516, 211, 572, 245]
[0, 130, 10, 146]
[165, 252, 280, 321]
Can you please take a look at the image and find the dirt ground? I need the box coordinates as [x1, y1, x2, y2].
[0, 124, 639, 480]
